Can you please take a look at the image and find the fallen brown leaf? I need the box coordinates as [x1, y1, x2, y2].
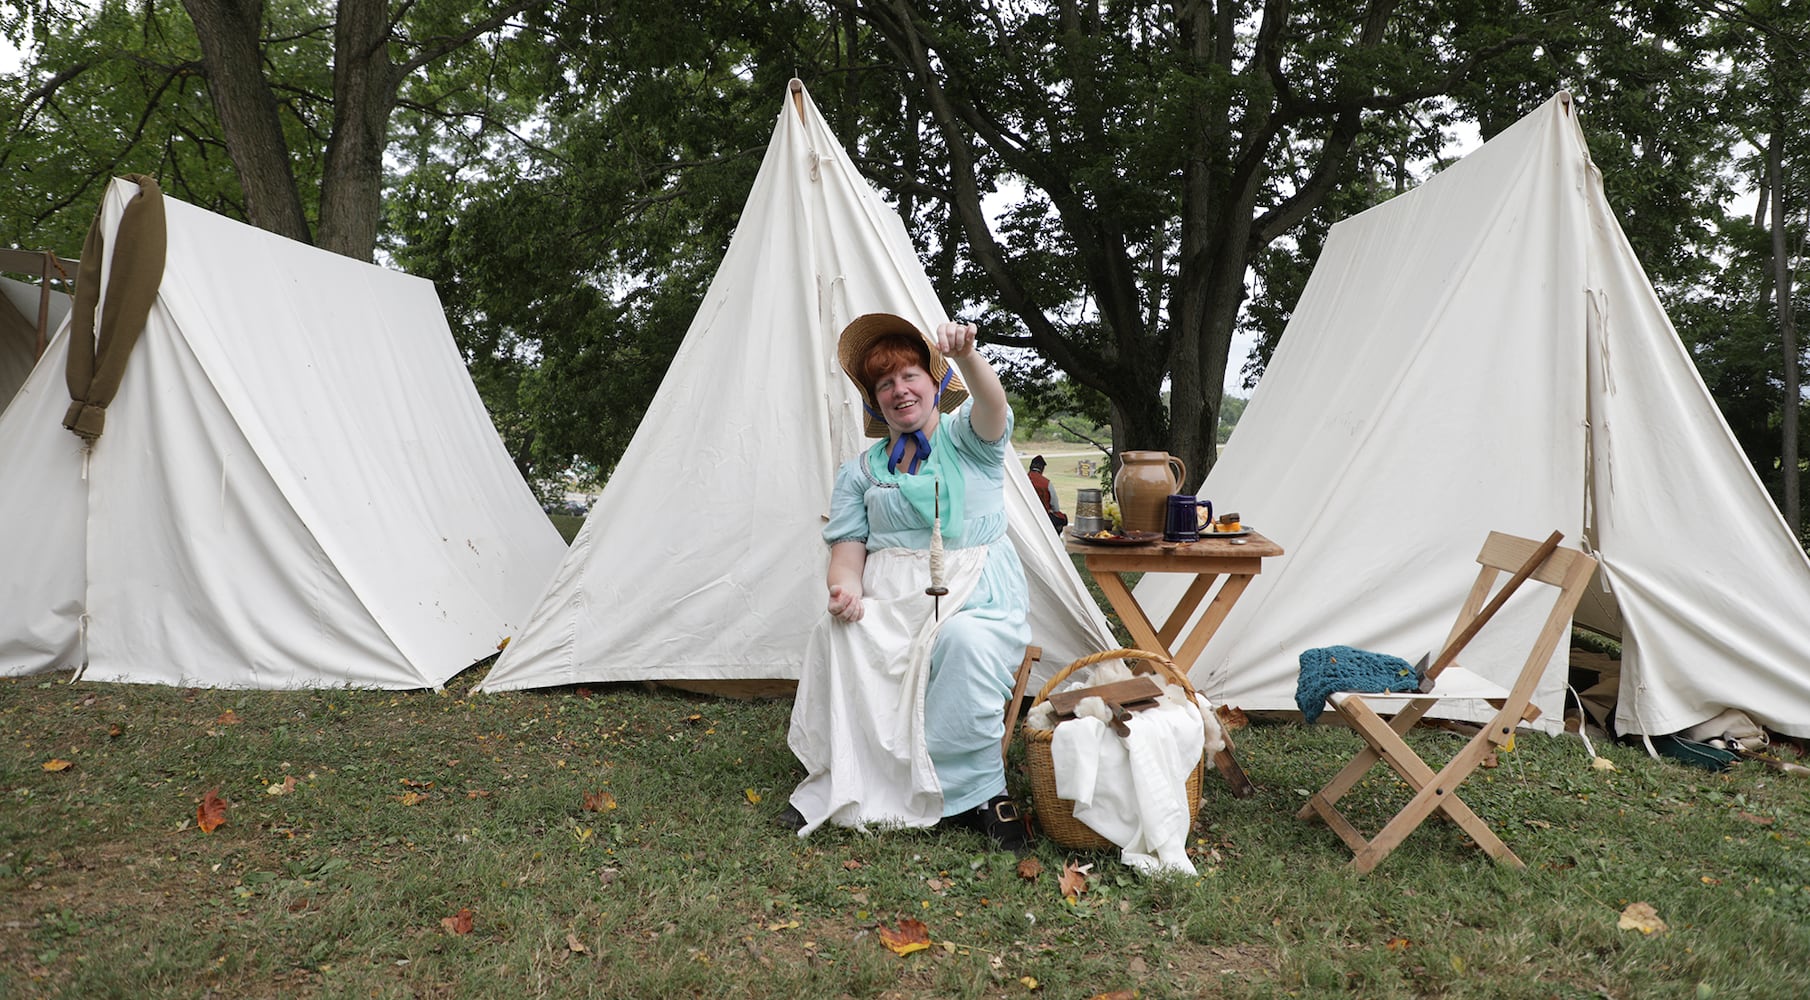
[467, 789, 493, 799]
[575, 687, 593, 699]
[197, 788, 228, 833]
[399, 777, 434, 789]
[1617, 901, 1667, 935]
[1058, 860, 1091, 900]
[395, 791, 428, 807]
[580, 790, 617, 811]
[1385, 937, 1411, 951]
[41, 759, 73, 772]
[1016, 857, 1044, 880]
[566, 932, 588, 954]
[215, 709, 241, 726]
[441, 908, 474, 935]
[842, 859, 864, 870]
[1737, 811, 1775, 825]
[1086, 992, 1137, 1000]
[877, 917, 931, 956]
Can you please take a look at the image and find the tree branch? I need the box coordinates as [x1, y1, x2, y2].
[394, 0, 549, 77]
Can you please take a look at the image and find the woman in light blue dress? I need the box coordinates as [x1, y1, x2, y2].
[782, 313, 1031, 849]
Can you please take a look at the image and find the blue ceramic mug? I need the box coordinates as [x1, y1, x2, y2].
[1163, 494, 1212, 542]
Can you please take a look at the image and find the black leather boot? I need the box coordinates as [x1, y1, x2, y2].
[962, 794, 1031, 852]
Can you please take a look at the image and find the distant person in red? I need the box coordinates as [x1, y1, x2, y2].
[1027, 456, 1066, 534]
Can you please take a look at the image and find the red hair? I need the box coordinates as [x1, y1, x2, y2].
[858, 333, 932, 396]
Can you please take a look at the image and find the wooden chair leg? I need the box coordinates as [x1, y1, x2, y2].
[1339, 697, 1521, 872]
[1001, 646, 1041, 764]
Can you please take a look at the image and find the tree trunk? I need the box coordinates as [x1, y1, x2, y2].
[316, 0, 401, 261]
[182, 0, 313, 243]
[1768, 130, 1801, 534]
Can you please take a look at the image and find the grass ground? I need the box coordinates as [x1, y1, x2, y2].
[3, 668, 1807, 999]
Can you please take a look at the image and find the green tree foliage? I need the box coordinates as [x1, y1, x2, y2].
[1708, 0, 1810, 533]
[1, 0, 552, 261]
[1, 1, 252, 254]
[384, 1, 825, 478]
[820, 0, 1574, 487]
[3, 0, 1806, 522]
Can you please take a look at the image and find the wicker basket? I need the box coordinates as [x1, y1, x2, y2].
[1020, 649, 1206, 851]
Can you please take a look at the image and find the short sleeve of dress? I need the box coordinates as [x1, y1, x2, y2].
[821, 458, 871, 546]
[944, 397, 1014, 464]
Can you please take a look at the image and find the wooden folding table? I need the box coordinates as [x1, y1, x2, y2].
[1064, 529, 1285, 797]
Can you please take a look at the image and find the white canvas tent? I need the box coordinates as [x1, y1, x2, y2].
[1136, 92, 1810, 738]
[477, 81, 1114, 694]
[2, 257, 73, 405]
[0, 177, 568, 689]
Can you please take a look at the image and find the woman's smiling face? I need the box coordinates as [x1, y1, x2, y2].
[873, 363, 937, 435]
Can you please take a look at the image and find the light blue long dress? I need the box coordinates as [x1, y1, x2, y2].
[813, 400, 1031, 815]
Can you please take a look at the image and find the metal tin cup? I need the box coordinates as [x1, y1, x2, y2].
[1074, 488, 1105, 534]
[1163, 494, 1204, 542]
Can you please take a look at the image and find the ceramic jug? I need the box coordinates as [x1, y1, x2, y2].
[1114, 451, 1187, 533]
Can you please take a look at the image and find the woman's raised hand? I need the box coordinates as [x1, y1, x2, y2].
[934, 320, 977, 359]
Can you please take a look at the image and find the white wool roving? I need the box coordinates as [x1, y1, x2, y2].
[1196, 694, 1226, 758]
[1024, 701, 1058, 732]
[1085, 660, 1136, 687]
[1072, 696, 1114, 725]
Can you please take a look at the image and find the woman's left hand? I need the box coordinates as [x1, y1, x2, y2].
[934, 320, 977, 359]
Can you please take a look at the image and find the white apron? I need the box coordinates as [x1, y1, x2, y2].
[787, 545, 988, 834]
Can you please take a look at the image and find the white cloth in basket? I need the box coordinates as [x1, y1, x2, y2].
[1049, 700, 1204, 875]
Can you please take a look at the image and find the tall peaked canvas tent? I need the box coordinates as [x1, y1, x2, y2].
[477, 81, 1114, 694]
[0, 177, 568, 689]
[1137, 92, 1810, 738]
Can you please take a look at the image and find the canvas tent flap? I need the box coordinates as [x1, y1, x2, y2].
[1134, 92, 1810, 737]
[1578, 161, 1810, 738]
[477, 81, 1114, 694]
[2, 271, 73, 407]
[0, 177, 567, 689]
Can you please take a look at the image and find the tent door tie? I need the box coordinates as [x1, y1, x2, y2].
[72, 612, 92, 681]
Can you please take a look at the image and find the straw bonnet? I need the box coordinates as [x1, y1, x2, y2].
[837, 313, 969, 438]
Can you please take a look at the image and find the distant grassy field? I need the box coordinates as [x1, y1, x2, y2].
[547, 513, 584, 544]
[1015, 438, 1109, 517]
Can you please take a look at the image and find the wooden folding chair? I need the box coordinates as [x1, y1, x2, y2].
[1296, 531, 1599, 874]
